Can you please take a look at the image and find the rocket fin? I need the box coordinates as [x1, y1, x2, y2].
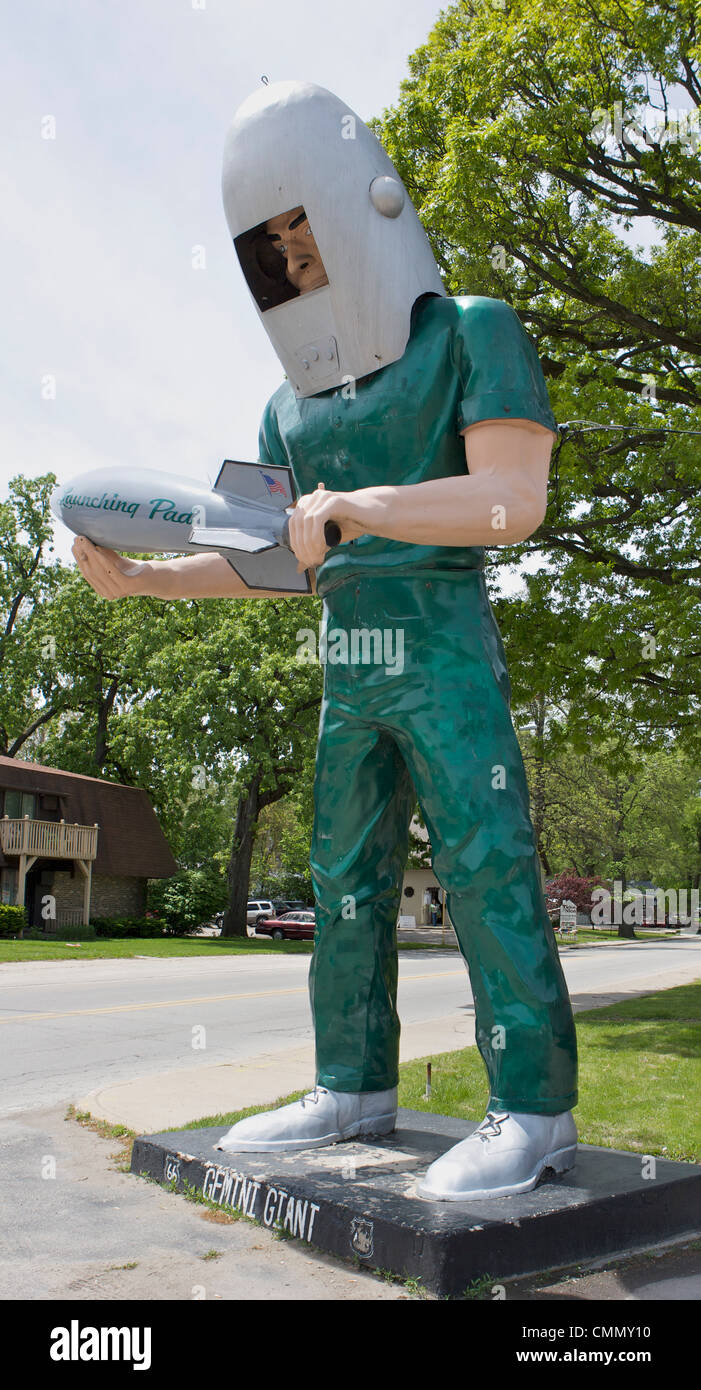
[188, 526, 277, 555]
[203, 458, 309, 590]
[213, 459, 295, 511]
[225, 550, 312, 594]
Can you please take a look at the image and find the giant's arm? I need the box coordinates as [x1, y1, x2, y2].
[287, 418, 555, 569]
[72, 539, 312, 601]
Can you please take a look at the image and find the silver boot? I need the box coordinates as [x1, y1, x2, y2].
[216, 1084, 398, 1153]
[417, 1109, 577, 1201]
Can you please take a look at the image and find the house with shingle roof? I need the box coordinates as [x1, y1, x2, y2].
[0, 755, 177, 929]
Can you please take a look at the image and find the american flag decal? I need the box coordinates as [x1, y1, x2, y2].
[260, 470, 287, 497]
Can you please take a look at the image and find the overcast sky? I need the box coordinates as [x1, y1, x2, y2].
[1, 0, 448, 565]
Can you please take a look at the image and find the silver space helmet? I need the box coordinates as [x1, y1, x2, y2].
[221, 80, 446, 398]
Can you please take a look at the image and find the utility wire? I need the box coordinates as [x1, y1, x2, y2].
[550, 419, 701, 513]
[557, 420, 701, 436]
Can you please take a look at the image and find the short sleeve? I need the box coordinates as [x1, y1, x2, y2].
[452, 296, 558, 436]
[257, 391, 290, 470]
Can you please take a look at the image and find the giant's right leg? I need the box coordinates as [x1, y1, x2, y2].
[217, 590, 416, 1154]
[309, 691, 415, 1094]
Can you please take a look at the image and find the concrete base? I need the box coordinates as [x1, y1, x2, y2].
[131, 1109, 701, 1298]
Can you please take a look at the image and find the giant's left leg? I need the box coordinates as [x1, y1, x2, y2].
[380, 572, 578, 1198]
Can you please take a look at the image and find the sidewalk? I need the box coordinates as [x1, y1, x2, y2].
[77, 1009, 476, 1131]
[55, 956, 701, 1301]
[504, 1237, 701, 1300]
[7, 1101, 699, 1300]
[1, 1104, 408, 1302]
[77, 958, 699, 1131]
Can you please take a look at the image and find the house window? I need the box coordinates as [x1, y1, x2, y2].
[1, 867, 18, 905]
[2, 790, 37, 819]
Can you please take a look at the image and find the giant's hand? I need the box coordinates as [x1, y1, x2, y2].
[285, 420, 555, 557]
[287, 483, 366, 570]
[72, 536, 150, 601]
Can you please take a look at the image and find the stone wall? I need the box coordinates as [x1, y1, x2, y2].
[50, 871, 84, 914]
[91, 873, 146, 919]
[50, 869, 145, 923]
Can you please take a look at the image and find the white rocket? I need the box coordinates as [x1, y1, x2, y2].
[51, 459, 340, 594]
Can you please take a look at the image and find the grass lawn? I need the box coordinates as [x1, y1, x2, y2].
[0, 936, 464, 964]
[173, 981, 701, 1164]
[0, 926, 682, 963]
[0, 936, 315, 963]
[562, 928, 683, 946]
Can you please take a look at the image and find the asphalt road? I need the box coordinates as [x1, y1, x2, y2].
[1, 938, 699, 1305]
[1, 937, 699, 1118]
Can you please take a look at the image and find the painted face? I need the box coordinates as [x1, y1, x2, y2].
[264, 206, 329, 294]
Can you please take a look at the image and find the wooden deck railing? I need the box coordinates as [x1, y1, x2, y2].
[56, 908, 87, 928]
[0, 817, 99, 860]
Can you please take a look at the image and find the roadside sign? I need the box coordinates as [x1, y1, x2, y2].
[559, 900, 578, 937]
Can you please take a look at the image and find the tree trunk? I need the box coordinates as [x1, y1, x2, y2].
[694, 827, 701, 929]
[94, 675, 120, 770]
[618, 919, 637, 939]
[529, 696, 552, 876]
[220, 773, 291, 937]
[615, 862, 637, 939]
[221, 773, 263, 937]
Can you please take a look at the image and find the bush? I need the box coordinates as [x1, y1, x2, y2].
[147, 865, 228, 934]
[25, 924, 97, 941]
[544, 872, 605, 923]
[91, 915, 167, 939]
[0, 904, 28, 938]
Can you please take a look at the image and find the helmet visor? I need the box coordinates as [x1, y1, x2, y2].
[234, 205, 329, 311]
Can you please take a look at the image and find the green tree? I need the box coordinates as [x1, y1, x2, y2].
[121, 593, 323, 936]
[519, 729, 701, 928]
[0, 474, 67, 756]
[249, 792, 315, 901]
[374, 0, 701, 747]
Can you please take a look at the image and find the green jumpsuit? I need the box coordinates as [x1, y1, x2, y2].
[258, 295, 578, 1116]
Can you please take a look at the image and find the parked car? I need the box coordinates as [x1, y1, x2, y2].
[246, 900, 275, 927]
[271, 899, 309, 914]
[256, 910, 316, 941]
